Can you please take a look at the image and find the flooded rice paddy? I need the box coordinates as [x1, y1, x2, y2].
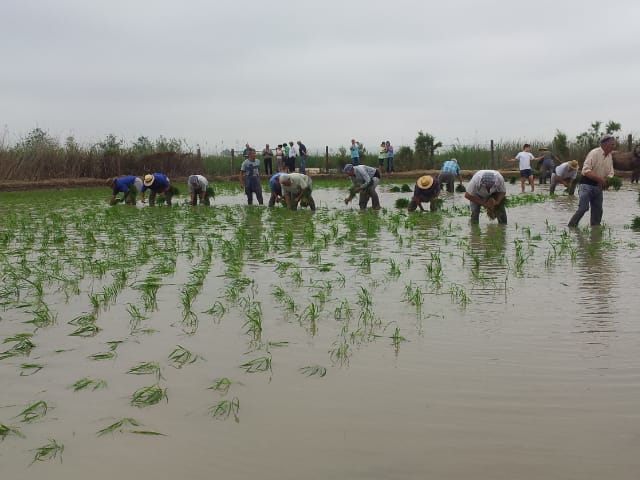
[1, 180, 640, 480]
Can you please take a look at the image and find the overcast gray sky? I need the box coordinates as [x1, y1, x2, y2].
[1, 0, 638, 154]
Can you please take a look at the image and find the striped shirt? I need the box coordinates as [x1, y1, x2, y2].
[440, 160, 460, 175]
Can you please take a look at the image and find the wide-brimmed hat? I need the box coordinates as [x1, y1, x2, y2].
[568, 160, 579, 169]
[107, 177, 115, 186]
[342, 164, 354, 173]
[539, 146, 549, 151]
[417, 175, 433, 189]
[144, 174, 155, 187]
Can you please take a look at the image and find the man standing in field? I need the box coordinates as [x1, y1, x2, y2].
[385, 140, 394, 173]
[343, 163, 381, 210]
[549, 160, 579, 195]
[568, 135, 616, 228]
[511, 144, 541, 193]
[262, 144, 274, 176]
[350, 139, 361, 166]
[464, 170, 507, 224]
[438, 158, 463, 192]
[141, 173, 173, 206]
[297, 140, 307, 174]
[239, 149, 263, 205]
[287, 141, 297, 173]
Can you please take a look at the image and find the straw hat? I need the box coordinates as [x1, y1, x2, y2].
[417, 175, 433, 189]
[143, 174, 155, 187]
[568, 160, 579, 169]
[539, 146, 549, 151]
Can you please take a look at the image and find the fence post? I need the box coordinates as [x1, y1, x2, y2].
[490, 140, 495, 168]
[325, 146, 329, 173]
[231, 149, 235, 176]
[628, 134, 633, 152]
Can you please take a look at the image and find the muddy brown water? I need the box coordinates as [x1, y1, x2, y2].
[1, 181, 640, 479]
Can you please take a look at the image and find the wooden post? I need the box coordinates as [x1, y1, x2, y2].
[325, 146, 329, 173]
[628, 134, 633, 152]
[490, 140, 495, 168]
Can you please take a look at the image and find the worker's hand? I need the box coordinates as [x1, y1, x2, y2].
[354, 186, 361, 193]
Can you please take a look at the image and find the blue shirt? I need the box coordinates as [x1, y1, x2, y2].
[441, 160, 460, 175]
[350, 144, 360, 159]
[141, 173, 170, 192]
[269, 172, 283, 193]
[112, 175, 137, 195]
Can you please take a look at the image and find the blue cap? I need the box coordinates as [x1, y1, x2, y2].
[343, 164, 354, 173]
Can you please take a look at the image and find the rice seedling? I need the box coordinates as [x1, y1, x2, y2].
[631, 216, 640, 231]
[329, 339, 351, 366]
[387, 258, 401, 277]
[209, 397, 240, 422]
[0, 423, 25, 440]
[68, 311, 97, 326]
[242, 301, 263, 341]
[403, 282, 424, 309]
[1, 333, 36, 359]
[401, 184, 412, 192]
[97, 417, 164, 436]
[97, 417, 140, 436]
[240, 354, 272, 373]
[24, 302, 57, 329]
[272, 286, 296, 312]
[292, 268, 304, 286]
[127, 361, 164, 380]
[30, 439, 64, 464]
[299, 365, 327, 377]
[455, 184, 467, 193]
[69, 324, 101, 337]
[606, 176, 622, 191]
[334, 299, 353, 321]
[204, 301, 227, 323]
[89, 351, 116, 361]
[449, 283, 471, 307]
[358, 252, 372, 274]
[19, 362, 44, 376]
[168, 344, 202, 368]
[208, 377, 242, 396]
[135, 276, 161, 311]
[71, 377, 107, 391]
[390, 327, 407, 353]
[16, 400, 48, 423]
[395, 198, 410, 209]
[130, 384, 167, 407]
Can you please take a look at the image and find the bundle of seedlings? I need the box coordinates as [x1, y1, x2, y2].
[606, 176, 622, 191]
[344, 185, 357, 204]
[395, 198, 410, 209]
[455, 184, 466, 193]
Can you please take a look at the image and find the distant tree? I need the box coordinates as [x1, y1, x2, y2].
[15, 128, 59, 151]
[97, 134, 123, 157]
[552, 130, 570, 162]
[155, 135, 183, 153]
[414, 131, 442, 169]
[65, 136, 80, 152]
[576, 120, 622, 151]
[395, 146, 414, 170]
[131, 136, 154, 155]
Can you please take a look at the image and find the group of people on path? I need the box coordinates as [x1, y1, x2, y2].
[108, 134, 616, 228]
[243, 141, 308, 176]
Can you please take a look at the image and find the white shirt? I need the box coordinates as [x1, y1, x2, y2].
[288, 146, 297, 158]
[466, 170, 506, 201]
[515, 151, 534, 170]
[280, 173, 311, 194]
[188, 174, 208, 192]
[555, 162, 578, 180]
